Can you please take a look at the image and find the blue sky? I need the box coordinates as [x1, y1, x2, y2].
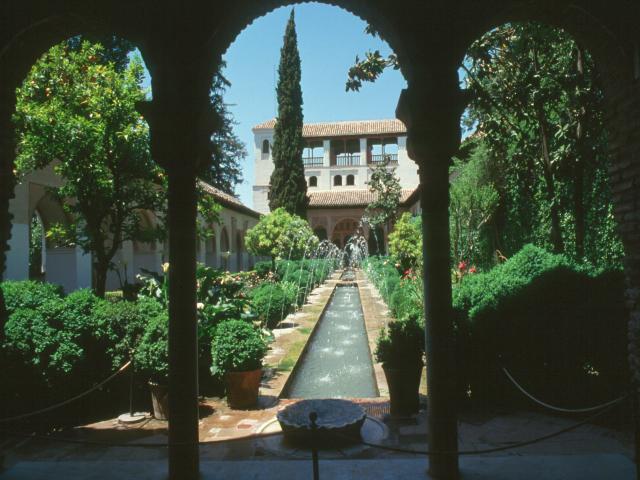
[221, 3, 407, 207]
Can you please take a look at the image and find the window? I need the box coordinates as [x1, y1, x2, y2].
[346, 174, 355, 186]
[334, 175, 343, 186]
[308, 176, 318, 187]
[262, 139, 270, 155]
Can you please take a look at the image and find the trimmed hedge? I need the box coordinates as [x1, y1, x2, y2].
[210, 319, 267, 377]
[248, 282, 297, 329]
[366, 247, 629, 408]
[453, 245, 628, 406]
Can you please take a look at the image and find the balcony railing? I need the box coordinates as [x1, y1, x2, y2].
[370, 153, 398, 164]
[303, 156, 324, 167]
[334, 154, 360, 166]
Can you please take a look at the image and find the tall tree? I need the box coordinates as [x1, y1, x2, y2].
[14, 40, 165, 297]
[269, 10, 308, 217]
[204, 64, 246, 195]
[347, 22, 624, 270]
[463, 23, 624, 266]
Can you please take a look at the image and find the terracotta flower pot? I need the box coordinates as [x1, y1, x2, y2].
[149, 381, 169, 420]
[382, 364, 423, 417]
[225, 368, 262, 409]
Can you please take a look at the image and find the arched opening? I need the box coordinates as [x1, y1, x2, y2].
[346, 174, 355, 186]
[9, 33, 155, 297]
[235, 232, 244, 271]
[367, 226, 385, 255]
[333, 175, 342, 186]
[220, 226, 230, 270]
[205, 231, 217, 267]
[313, 226, 327, 241]
[28, 211, 45, 281]
[308, 175, 318, 187]
[455, 20, 628, 408]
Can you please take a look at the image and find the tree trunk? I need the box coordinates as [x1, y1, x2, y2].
[537, 114, 564, 254]
[532, 43, 563, 253]
[95, 261, 108, 298]
[574, 45, 587, 260]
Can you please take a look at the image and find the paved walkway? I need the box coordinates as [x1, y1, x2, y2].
[2, 456, 635, 479]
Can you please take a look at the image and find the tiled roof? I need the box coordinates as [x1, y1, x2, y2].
[198, 180, 260, 218]
[253, 119, 407, 138]
[307, 188, 418, 208]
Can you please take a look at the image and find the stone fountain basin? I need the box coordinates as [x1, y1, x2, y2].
[277, 399, 366, 447]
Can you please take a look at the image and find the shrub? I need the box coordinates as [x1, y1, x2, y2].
[210, 320, 268, 377]
[453, 245, 628, 406]
[388, 212, 422, 272]
[93, 297, 160, 369]
[1, 280, 63, 313]
[248, 282, 296, 329]
[133, 310, 169, 383]
[282, 269, 312, 305]
[375, 315, 424, 369]
[254, 261, 274, 278]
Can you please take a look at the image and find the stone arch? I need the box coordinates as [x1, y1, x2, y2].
[454, 12, 640, 388]
[235, 231, 244, 271]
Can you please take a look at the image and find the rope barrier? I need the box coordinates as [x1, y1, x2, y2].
[330, 397, 627, 456]
[501, 366, 628, 413]
[0, 360, 132, 424]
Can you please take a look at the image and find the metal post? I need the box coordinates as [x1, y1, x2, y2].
[310, 412, 320, 480]
[129, 353, 135, 417]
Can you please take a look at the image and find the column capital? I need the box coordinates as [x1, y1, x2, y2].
[137, 98, 221, 174]
[396, 70, 472, 168]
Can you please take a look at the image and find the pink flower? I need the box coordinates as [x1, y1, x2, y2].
[469, 266, 477, 274]
[458, 261, 467, 272]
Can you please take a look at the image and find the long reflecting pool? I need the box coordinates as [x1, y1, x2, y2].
[284, 284, 378, 398]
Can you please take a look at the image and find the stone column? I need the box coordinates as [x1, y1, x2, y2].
[360, 137, 368, 167]
[139, 57, 216, 480]
[396, 68, 469, 480]
[323, 139, 331, 167]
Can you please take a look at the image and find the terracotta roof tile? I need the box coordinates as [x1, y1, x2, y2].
[307, 188, 418, 208]
[253, 119, 407, 138]
[198, 180, 260, 218]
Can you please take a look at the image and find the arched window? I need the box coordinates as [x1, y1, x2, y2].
[334, 175, 342, 186]
[346, 174, 355, 186]
[309, 176, 318, 187]
[262, 139, 270, 155]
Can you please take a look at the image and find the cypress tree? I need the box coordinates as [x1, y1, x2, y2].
[269, 9, 308, 217]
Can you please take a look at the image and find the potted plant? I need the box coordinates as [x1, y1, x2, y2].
[210, 319, 268, 409]
[375, 314, 425, 416]
[134, 311, 169, 420]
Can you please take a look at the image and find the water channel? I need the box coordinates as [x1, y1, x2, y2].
[284, 284, 378, 398]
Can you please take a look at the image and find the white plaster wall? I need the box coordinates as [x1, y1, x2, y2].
[396, 136, 419, 189]
[46, 248, 77, 293]
[4, 223, 29, 281]
[134, 253, 158, 276]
